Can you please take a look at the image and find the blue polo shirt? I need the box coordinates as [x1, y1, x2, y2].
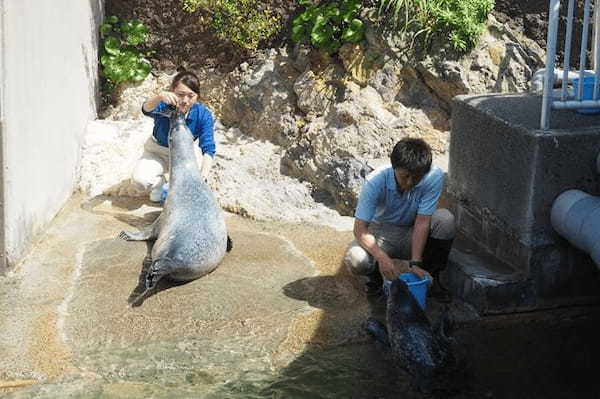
[355, 164, 444, 226]
[142, 101, 216, 157]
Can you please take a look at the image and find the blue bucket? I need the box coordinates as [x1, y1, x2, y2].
[383, 272, 432, 310]
[572, 77, 600, 114]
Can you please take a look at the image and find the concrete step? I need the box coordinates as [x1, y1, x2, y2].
[446, 236, 533, 315]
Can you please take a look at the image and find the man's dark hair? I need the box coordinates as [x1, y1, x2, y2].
[171, 69, 200, 96]
[390, 137, 432, 177]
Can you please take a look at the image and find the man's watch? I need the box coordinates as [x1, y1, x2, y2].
[409, 260, 423, 269]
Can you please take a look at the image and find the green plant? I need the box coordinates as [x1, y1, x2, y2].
[376, 0, 494, 52]
[431, 0, 494, 51]
[182, 0, 280, 50]
[292, 0, 365, 54]
[100, 16, 151, 86]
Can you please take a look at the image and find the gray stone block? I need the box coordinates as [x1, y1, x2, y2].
[448, 93, 600, 314]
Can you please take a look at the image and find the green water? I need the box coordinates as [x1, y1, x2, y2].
[6, 337, 415, 398]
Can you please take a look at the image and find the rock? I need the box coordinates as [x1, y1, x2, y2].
[282, 83, 448, 215]
[78, 119, 153, 197]
[320, 157, 374, 215]
[219, 53, 301, 145]
[209, 125, 353, 229]
[292, 43, 311, 72]
[415, 15, 545, 107]
[101, 74, 171, 120]
[294, 68, 337, 116]
[338, 42, 382, 87]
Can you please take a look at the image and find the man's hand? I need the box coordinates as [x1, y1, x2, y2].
[377, 255, 398, 280]
[409, 265, 432, 280]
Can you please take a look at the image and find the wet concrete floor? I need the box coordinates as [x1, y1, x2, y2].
[0, 195, 415, 398]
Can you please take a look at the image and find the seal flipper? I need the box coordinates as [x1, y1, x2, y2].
[145, 258, 171, 290]
[118, 215, 161, 241]
[365, 317, 390, 347]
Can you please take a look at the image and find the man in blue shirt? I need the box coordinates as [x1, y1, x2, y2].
[132, 70, 216, 202]
[344, 138, 455, 301]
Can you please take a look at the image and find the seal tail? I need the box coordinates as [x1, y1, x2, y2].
[226, 235, 233, 252]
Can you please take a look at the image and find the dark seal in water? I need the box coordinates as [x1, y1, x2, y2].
[119, 108, 231, 301]
[366, 278, 456, 394]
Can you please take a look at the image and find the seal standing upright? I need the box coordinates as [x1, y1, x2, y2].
[366, 278, 455, 393]
[119, 108, 230, 294]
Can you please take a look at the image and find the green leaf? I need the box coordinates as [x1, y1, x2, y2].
[313, 14, 328, 29]
[311, 29, 328, 46]
[292, 24, 307, 42]
[120, 20, 134, 33]
[341, 18, 364, 43]
[133, 61, 152, 81]
[100, 23, 112, 37]
[127, 31, 147, 46]
[107, 15, 118, 24]
[104, 37, 121, 55]
[100, 54, 115, 66]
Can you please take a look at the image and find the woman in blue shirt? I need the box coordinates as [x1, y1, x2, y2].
[132, 70, 216, 202]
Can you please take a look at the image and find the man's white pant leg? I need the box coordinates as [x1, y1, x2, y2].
[344, 242, 376, 276]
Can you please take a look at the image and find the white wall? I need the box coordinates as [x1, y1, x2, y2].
[1, 0, 102, 266]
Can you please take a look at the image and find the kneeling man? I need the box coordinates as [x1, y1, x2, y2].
[344, 138, 455, 301]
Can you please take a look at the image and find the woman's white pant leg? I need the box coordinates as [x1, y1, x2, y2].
[131, 138, 169, 192]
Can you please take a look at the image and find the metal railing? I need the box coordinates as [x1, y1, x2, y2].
[541, 0, 600, 129]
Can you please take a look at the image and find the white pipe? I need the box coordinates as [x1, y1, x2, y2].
[530, 68, 595, 94]
[551, 189, 600, 268]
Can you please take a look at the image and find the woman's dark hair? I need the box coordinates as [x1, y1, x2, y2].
[390, 137, 432, 178]
[170, 69, 200, 96]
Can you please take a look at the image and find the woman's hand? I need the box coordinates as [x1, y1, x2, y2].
[159, 91, 180, 108]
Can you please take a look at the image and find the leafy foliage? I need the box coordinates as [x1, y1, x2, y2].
[292, 0, 365, 54]
[182, 0, 280, 50]
[100, 16, 151, 87]
[377, 0, 494, 52]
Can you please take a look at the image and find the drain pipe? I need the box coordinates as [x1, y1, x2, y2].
[551, 189, 600, 268]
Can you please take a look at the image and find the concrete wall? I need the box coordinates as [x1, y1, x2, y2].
[447, 93, 600, 314]
[1, 0, 103, 267]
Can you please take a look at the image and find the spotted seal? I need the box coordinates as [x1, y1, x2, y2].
[366, 278, 455, 393]
[119, 108, 231, 299]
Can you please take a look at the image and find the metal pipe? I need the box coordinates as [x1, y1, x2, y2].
[551, 190, 600, 268]
[593, 0, 600, 99]
[541, 0, 562, 130]
[562, 0, 576, 101]
[578, 0, 592, 100]
[552, 99, 600, 108]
